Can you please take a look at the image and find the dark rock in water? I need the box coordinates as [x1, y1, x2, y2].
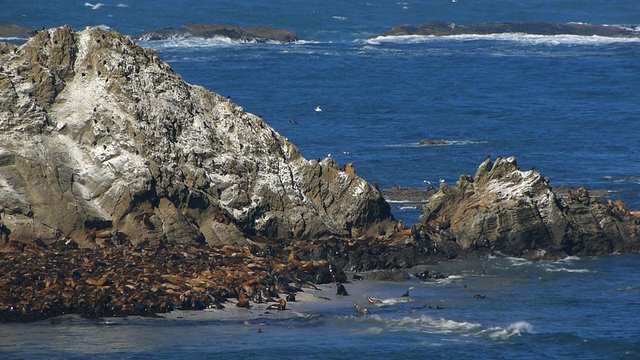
[418, 156, 640, 258]
[374, 21, 640, 38]
[0, 22, 37, 39]
[414, 269, 445, 280]
[133, 24, 298, 43]
[367, 269, 411, 281]
[419, 139, 447, 146]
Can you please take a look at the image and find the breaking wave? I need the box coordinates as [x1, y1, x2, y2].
[366, 33, 640, 45]
[357, 315, 533, 340]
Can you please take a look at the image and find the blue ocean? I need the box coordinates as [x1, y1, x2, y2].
[2, 1, 640, 358]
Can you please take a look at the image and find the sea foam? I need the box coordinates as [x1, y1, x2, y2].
[366, 33, 640, 46]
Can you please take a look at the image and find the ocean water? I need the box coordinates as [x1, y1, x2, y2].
[2, 0, 640, 358]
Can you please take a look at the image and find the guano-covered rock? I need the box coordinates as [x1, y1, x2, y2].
[0, 25, 393, 249]
[418, 156, 640, 259]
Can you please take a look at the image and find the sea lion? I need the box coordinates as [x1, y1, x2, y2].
[336, 283, 349, 296]
[353, 302, 369, 315]
[576, 187, 589, 199]
[366, 295, 382, 305]
[266, 299, 286, 311]
[236, 291, 250, 308]
[343, 162, 356, 174]
[401, 287, 414, 297]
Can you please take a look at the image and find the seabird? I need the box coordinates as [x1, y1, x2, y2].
[315, 106, 322, 113]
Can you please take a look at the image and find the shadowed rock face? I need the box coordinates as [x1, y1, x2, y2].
[0, 25, 392, 249]
[418, 156, 640, 259]
[133, 24, 298, 43]
[375, 21, 640, 38]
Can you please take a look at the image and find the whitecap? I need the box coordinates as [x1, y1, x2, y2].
[84, 2, 104, 10]
[379, 297, 411, 305]
[545, 267, 593, 273]
[138, 36, 241, 50]
[366, 33, 640, 46]
[332, 16, 348, 21]
[477, 321, 533, 340]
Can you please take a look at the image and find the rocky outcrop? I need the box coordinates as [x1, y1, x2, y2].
[133, 24, 297, 43]
[0, 22, 37, 39]
[374, 21, 640, 38]
[0, 25, 393, 249]
[418, 156, 640, 259]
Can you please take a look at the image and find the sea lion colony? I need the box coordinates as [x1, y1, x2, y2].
[0, 235, 342, 322]
[0, 227, 446, 322]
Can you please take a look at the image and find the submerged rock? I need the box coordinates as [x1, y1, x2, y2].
[133, 24, 298, 43]
[418, 156, 640, 259]
[374, 21, 640, 38]
[0, 26, 393, 249]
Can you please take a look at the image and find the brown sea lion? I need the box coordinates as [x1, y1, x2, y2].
[353, 302, 369, 315]
[366, 295, 383, 305]
[576, 187, 589, 199]
[266, 299, 286, 311]
[343, 162, 356, 174]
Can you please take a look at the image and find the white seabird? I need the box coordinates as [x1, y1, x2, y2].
[315, 106, 322, 112]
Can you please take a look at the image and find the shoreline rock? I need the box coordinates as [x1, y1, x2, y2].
[416, 156, 640, 260]
[132, 24, 298, 43]
[373, 21, 640, 38]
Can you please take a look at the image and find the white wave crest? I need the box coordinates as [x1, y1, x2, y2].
[84, 2, 104, 10]
[379, 297, 411, 305]
[544, 267, 593, 273]
[139, 37, 241, 49]
[355, 315, 532, 340]
[477, 321, 534, 340]
[366, 33, 640, 46]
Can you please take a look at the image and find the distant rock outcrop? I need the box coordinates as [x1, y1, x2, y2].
[374, 21, 640, 38]
[0, 22, 37, 39]
[418, 156, 640, 259]
[133, 24, 298, 43]
[0, 26, 392, 249]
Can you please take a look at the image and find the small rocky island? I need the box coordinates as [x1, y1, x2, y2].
[132, 24, 297, 43]
[1, 26, 638, 321]
[373, 21, 640, 38]
[0, 22, 38, 39]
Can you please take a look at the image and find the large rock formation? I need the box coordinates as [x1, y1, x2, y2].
[133, 24, 297, 43]
[0, 25, 393, 249]
[374, 21, 640, 38]
[419, 156, 640, 259]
